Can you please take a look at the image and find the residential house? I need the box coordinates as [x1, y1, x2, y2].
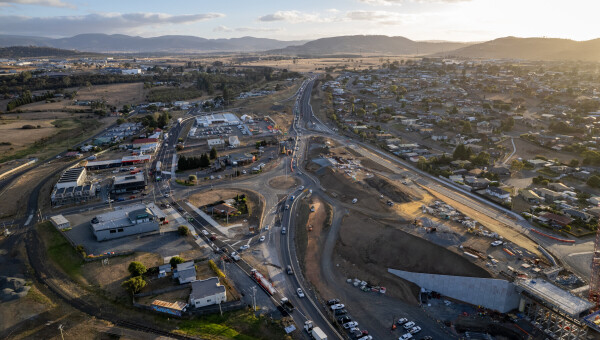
[489, 166, 511, 177]
[536, 188, 563, 203]
[589, 197, 600, 206]
[211, 203, 238, 216]
[486, 186, 510, 200]
[189, 277, 226, 308]
[465, 176, 491, 189]
[174, 261, 196, 284]
[520, 190, 541, 204]
[548, 182, 570, 192]
[540, 212, 573, 228]
[207, 139, 225, 148]
[563, 209, 593, 222]
[587, 207, 600, 219]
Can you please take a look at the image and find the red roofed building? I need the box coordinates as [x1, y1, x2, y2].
[540, 212, 573, 228]
[132, 138, 158, 146]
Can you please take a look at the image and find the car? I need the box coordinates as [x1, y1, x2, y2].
[491, 240, 503, 246]
[297, 288, 304, 298]
[409, 326, 421, 334]
[264, 225, 269, 230]
[104, 199, 114, 204]
[164, 193, 170, 198]
[330, 304, 345, 310]
[358, 336, 372, 340]
[286, 265, 293, 275]
[327, 299, 340, 305]
[281, 228, 286, 234]
[403, 321, 415, 329]
[399, 333, 413, 340]
[299, 186, 304, 190]
[343, 321, 358, 329]
[259, 236, 265, 242]
[239, 245, 249, 251]
[397, 318, 408, 325]
[242, 170, 247, 174]
[352, 198, 358, 204]
[420, 336, 433, 340]
[209, 235, 217, 241]
[334, 309, 347, 315]
[217, 175, 222, 179]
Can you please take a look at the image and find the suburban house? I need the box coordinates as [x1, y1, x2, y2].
[489, 166, 511, 177]
[189, 277, 226, 308]
[174, 261, 197, 284]
[539, 212, 572, 228]
[519, 190, 541, 204]
[486, 186, 510, 200]
[548, 182, 570, 192]
[563, 209, 593, 223]
[536, 188, 563, 203]
[211, 203, 238, 216]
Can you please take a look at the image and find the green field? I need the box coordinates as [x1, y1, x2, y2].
[36, 221, 83, 282]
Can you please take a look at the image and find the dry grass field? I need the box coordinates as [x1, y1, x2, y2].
[237, 56, 415, 73]
[75, 82, 146, 107]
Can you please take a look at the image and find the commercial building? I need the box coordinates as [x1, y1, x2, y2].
[195, 113, 240, 127]
[55, 167, 87, 189]
[112, 172, 147, 194]
[50, 215, 70, 230]
[207, 138, 225, 147]
[90, 203, 160, 241]
[228, 136, 240, 148]
[189, 277, 226, 308]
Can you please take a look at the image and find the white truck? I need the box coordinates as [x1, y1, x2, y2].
[304, 321, 327, 340]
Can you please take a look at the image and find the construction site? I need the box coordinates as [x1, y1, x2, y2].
[303, 136, 600, 339]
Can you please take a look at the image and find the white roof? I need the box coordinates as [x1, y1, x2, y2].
[50, 214, 69, 225]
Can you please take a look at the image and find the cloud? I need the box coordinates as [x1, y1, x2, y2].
[258, 10, 327, 23]
[0, 12, 225, 36]
[0, 0, 73, 7]
[358, 0, 470, 4]
[346, 11, 398, 21]
[213, 25, 280, 33]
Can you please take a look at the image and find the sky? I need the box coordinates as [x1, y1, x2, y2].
[0, 0, 599, 42]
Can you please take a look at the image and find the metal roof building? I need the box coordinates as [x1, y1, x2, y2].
[90, 203, 159, 241]
[55, 167, 87, 189]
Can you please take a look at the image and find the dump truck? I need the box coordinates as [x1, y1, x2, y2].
[304, 320, 327, 340]
[280, 297, 295, 314]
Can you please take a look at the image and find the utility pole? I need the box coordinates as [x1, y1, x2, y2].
[58, 324, 65, 340]
[218, 301, 223, 316]
[251, 286, 257, 311]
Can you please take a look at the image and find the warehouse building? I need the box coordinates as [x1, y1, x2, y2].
[112, 172, 147, 194]
[189, 277, 226, 308]
[50, 215, 70, 230]
[51, 167, 96, 206]
[55, 167, 87, 189]
[195, 113, 240, 127]
[90, 203, 160, 241]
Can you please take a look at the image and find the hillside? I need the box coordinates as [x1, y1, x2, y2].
[0, 46, 100, 58]
[267, 35, 472, 56]
[437, 37, 600, 61]
[0, 34, 306, 53]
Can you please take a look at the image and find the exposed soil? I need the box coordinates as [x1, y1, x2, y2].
[188, 188, 264, 229]
[364, 174, 420, 203]
[268, 175, 300, 190]
[334, 212, 491, 303]
[302, 197, 334, 297]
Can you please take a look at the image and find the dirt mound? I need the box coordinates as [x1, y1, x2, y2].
[335, 212, 490, 303]
[316, 167, 390, 213]
[268, 176, 300, 190]
[364, 175, 419, 203]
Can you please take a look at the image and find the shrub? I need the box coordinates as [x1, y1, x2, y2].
[209, 259, 225, 279]
[21, 124, 36, 129]
[178, 226, 190, 236]
[170, 256, 185, 267]
[122, 276, 146, 294]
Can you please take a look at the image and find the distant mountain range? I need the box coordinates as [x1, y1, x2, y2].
[267, 35, 472, 56]
[436, 37, 600, 61]
[1, 34, 598, 61]
[0, 34, 306, 53]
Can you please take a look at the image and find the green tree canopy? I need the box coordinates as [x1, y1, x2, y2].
[210, 147, 218, 160]
[170, 256, 185, 267]
[121, 276, 146, 294]
[128, 261, 147, 277]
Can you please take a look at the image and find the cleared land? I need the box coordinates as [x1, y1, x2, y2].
[335, 211, 491, 303]
[188, 188, 264, 229]
[268, 175, 299, 190]
[75, 83, 146, 108]
[237, 56, 412, 73]
[502, 137, 579, 163]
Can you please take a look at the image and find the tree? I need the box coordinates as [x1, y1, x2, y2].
[128, 261, 147, 277]
[461, 121, 472, 134]
[356, 108, 366, 116]
[178, 226, 190, 236]
[188, 174, 197, 182]
[510, 159, 524, 172]
[210, 146, 218, 160]
[569, 159, 579, 167]
[199, 153, 210, 168]
[453, 144, 472, 160]
[122, 276, 146, 294]
[170, 256, 185, 267]
[472, 152, 490, 166]
[588, 175, 600, 188]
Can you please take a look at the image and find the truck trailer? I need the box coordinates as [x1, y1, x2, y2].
[250, 269, 276, 296]
[280, 297, 295, 314]
[304, 321, 327, 340]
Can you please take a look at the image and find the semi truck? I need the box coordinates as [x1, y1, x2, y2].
[304, 321, 327, 340]
[280, 297, 295, 314]
[250, 269, 276, 296]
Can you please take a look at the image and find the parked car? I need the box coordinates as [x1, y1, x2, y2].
[259, 236, 265, 242]
[164, 193, 170, 198]
[327, 299, 340, 305]
[403, 321, 415, 329]
[399, 333, 413, 340]
[397, 318, 408, 325]
[334, 309, 347, 315]
[409, 326, 421, 334]
[330, 304, 345, 310]
[297, 288, 305, 298]
[343, 321, 358, 329]
[337, 316, 351, 324]
[358, 336, 372, 340]
[239, 245, 249, 251]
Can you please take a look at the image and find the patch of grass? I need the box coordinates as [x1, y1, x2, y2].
[175, 179, 195, 186]
[25, 284, 57, 308]
[294, 200, 310, 270]
[36, 221, 83, 281]
[176, 308, 288, 340]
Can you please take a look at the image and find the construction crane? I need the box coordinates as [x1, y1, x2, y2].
[589, 224, 600, 308]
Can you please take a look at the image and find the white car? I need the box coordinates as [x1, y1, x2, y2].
[259, 236, 265, 242]
[330, 304, 345, 310]
[409, 326, 421, 334]
[352, 198, 358, 204]
[397, 318, 408, 325]
[297, 288, 305, 298]
[164, 193, 170, 198]
[343, 321, 358, 329]
[264, 225, 270, 230]
[299, 185, 304, 191]
[491, 240, 503, 246]
[403, 321, 415, 329]
[239, 245, 249, 251]
[242, 170, 247, 174]
[399, 333, 413, 340]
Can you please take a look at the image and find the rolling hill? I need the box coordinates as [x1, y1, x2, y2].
[437, 37, 600, 61]
[267, 35, 472, 56]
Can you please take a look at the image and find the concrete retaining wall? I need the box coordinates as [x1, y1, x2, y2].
[388, 268, 521, 313]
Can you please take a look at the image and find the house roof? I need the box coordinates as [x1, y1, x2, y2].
[151, 299, 187, 311]
[563, 209, 592, 220]
[132, 138, 158, 144]
[190, 277, 226, 300]
[487, 186, 509, 195]
[520, 190, 541, 200]
[540, 212, 573, 226]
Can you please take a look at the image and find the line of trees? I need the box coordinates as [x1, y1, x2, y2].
[6, 90, 55, 111]
[178, 154, 210, 171]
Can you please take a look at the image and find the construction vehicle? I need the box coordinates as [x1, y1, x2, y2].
[280, 297, 295, 314]
[304, 321, 327, 340]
